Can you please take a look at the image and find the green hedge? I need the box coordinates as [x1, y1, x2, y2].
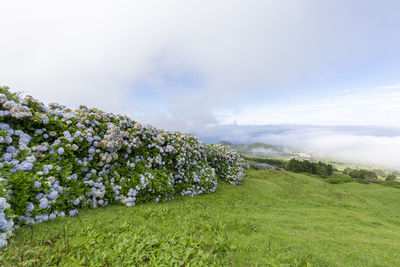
[0, 87, 245, 248]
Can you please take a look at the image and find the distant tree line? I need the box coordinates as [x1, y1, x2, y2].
[286, 159, 334, 177]
[241, 155, 287, 169]
[241, 154, 399, 186]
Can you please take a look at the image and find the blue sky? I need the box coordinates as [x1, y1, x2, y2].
[1, 0, 400, 168]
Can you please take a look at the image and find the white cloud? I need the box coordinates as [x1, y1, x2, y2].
[217, 85, 400, 126]
[1, 0, 400, 127]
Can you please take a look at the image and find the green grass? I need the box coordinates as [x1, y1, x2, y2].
[2, 170, 400, 266]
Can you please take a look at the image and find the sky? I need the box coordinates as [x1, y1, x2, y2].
[1, 1, 400, 169]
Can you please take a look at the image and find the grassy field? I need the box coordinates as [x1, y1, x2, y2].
[2, 170, 400, 266]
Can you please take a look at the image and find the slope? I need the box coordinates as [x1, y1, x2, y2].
[1, 170, 400, 266]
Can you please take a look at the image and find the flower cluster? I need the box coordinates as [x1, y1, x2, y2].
[0, 86, 244, 248]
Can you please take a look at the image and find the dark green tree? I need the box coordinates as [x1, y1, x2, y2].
[386, 174, 397, 181]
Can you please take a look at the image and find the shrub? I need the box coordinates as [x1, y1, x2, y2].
[381, 181, 400, 189]
[0, 86, 245, 248]
[343, 168, 378, 181]
[386, 174, 397, 182]
[353, 178, 369, 184]
[325, 177, 353, 184]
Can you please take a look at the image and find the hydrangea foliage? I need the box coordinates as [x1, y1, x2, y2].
[0, 86, 244, 248]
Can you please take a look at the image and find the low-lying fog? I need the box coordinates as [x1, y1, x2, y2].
[194, 124, 400, 171]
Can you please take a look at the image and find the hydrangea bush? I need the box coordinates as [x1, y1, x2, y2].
[0, 86, 244, 248]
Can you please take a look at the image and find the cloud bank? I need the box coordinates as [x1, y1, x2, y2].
[216, 85, 400, 126]
[2, 1, 400, 124]
[193, 124, 400, 171]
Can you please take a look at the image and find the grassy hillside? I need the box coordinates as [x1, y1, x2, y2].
[2, 170, 400, 266]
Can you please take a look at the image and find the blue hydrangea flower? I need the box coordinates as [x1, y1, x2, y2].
[26, 202, 35, 212]
[48, 191, 58, 200]
[16, 161, 33, 171]
[39, 198, 49, 209]
[6, 146, 16, 153]
[33, 181, 42, 189]
[69, 209, 78, 216]
[2, 153, 12, 162]
[57, 147, 65, 155]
